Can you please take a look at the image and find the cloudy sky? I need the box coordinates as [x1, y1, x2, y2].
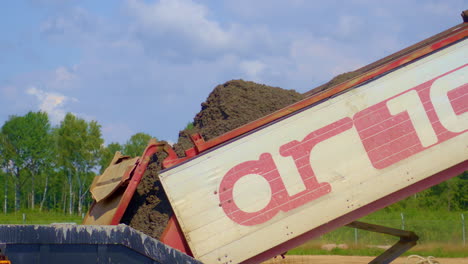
[1, 0, 466, 144]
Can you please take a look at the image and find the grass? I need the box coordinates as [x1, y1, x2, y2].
[289, 241, 468, 258]
[0, 209, 83, 225]
[316, 209, 467, 246]
[287, 208, 468, 258]
[0, 208, 466, 258]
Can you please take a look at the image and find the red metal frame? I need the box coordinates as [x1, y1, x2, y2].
[160, 216, 193, 256]
[110, 139, 194, 225]
[110, 140, 159, 225]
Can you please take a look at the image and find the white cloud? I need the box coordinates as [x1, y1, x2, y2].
[26, 86, 77, 124]
[49, 66, 77, 90]
[130, 0, 225, 41]
[335, 15, 364, 38]
[240, 60, 266, 81]
[40, 7, 96, 37]
[127, 0, 231, 54]
[125, 0, 275, 61]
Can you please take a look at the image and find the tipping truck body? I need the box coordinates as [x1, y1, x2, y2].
[158, 20, 468, 263]
[1, 11, 467, 264]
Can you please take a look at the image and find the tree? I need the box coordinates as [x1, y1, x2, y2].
[22, 112, 54, 209]
[57, 113, 103, 215]
[0, 135, 10, 213]
[0, 112, 53, 211]
[1, 115, 27, 211]
[123, 133, 153, 157]
[99, 142, 123, 173]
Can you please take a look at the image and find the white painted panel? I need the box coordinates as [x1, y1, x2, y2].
[160, 39, 468, 263]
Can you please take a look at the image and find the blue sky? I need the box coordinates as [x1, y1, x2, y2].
[1, 0, 466, 144]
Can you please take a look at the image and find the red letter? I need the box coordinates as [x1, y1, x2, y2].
[219, 153, 288, 226]
[279, 117, 352, 211]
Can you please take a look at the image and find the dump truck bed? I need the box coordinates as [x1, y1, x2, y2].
[159, 21, 468, 264]
[0, 224, 202, 264]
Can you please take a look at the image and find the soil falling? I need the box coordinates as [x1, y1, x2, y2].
[120, 79, 305, 239]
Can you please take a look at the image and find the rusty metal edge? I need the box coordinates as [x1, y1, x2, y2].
[110, 139, 159, 225]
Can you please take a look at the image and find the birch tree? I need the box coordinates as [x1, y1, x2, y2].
[57, 113, 103, 215]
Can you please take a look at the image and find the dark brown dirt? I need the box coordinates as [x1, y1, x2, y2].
[173, 79, 305, 156]
[303, 70, 362, 97]
[121, 79, 305, 239]
[120, 149, 172, 239]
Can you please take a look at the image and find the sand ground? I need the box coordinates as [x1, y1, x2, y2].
[262, 255, 468, 264]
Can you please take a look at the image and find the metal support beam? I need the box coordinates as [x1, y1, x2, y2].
[346, 221, 419, 264]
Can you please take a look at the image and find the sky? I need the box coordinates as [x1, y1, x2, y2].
[1, 0, 467, 145]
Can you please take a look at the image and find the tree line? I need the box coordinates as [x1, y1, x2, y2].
[0, 111, 466, 216]
[0, 111, 152, 215]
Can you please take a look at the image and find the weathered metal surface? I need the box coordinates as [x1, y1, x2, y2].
[90, 153, 138, 203]
[0, 224, 202, 264]
[84, 140, 165, 226]
[160, 34, 467, 264]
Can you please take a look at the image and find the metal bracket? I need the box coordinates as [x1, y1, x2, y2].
[346, 221, 419, 264]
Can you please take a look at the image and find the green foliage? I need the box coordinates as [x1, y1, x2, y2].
[386, 175, 468, 212]
[99, 142, 123, 173]
[57, 113, 102, 171]
[122, 132, 153, 157]
[185, 122, 194, 130]
[0, 111, 160, 214]
[56, 113, 104, 215]
[0, 112, 54, 211]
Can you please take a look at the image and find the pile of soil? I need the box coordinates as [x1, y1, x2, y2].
[303, 70, 362, 97]
[121, 79, 305, 239]
[173, 80, 305, 156]
[120, 150, 171, 239]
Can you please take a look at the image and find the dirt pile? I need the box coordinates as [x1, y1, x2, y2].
[120, 150, 171, 239]
[121, 79, 305, 239]
[303, 70, 362, 97]
[174, 79, 305, 155]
